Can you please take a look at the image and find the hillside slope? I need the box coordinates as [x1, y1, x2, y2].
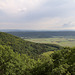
[0, 32, 63, 57]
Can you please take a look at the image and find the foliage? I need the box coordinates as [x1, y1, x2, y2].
[0, 45, 75, 75]
[0, 45, 36, 75]
[0, 32, 75, 75]
[0, 32, 63, 57]
[30, 47, 75, 75]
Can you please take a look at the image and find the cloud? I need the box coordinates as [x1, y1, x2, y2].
[62, 22, 75, 28]
[0, 0, 45, 15]
[0, 0, 75, 30]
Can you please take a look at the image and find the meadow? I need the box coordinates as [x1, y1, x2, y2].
[41, 51, 54, 56]
[25, 37, 75, 47]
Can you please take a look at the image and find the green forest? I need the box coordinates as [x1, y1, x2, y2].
[0, 32, 75, 75]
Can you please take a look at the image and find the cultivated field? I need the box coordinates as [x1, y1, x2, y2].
[25, 38, 75, 47]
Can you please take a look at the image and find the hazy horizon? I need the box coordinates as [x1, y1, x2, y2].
[1, 29, 75, 32]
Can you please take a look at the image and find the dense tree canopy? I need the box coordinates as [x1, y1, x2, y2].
[0, 32, 62, 57]
[0, 45, 75, 75]
[0, 32, 75, 75]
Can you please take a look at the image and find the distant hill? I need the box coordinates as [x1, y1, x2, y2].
[0, 32, 63, 57]
[7, 31, 75, 38]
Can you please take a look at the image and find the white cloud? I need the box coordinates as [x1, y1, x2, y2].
[0, 0, 75, 30]
[0, 0, 45, 15]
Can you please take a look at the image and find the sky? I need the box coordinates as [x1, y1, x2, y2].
[0, 0, 75, 30]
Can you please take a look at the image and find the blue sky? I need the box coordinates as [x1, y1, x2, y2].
[0, 0, 75, 30]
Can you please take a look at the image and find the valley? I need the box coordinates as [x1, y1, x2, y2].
[25, 37, 75, 47]
[0, 32, 75, 75]
[7, 31, 75, 47]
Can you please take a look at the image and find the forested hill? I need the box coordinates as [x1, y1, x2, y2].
[0, 32, 63, 57]
[0, 32, 75, 75]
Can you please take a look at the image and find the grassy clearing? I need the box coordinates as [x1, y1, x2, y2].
[41, 51, 54, 57]
[25, 38, 75, 47]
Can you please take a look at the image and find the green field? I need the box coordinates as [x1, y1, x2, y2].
[25, 38, 75, 47]
[41, 51, 54, 57]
